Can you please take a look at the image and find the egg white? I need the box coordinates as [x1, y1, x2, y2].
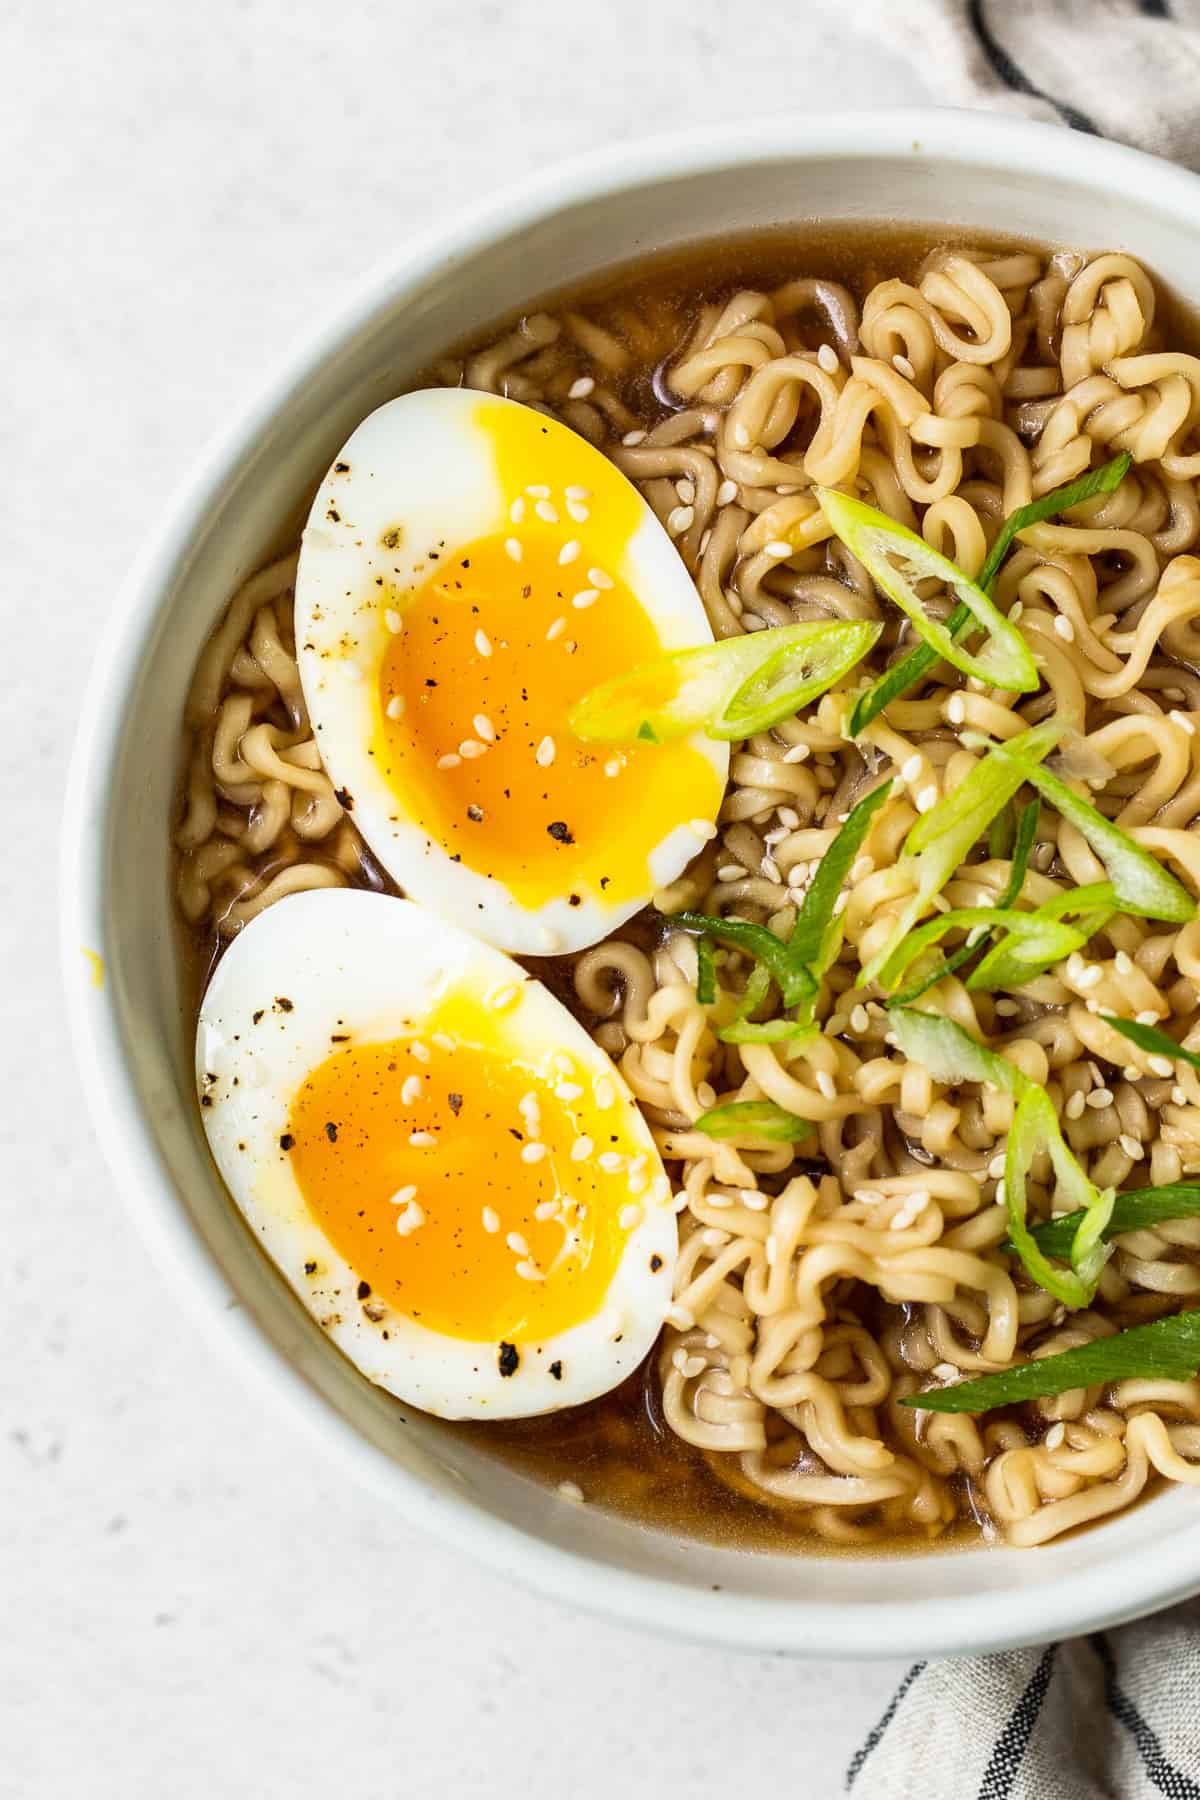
[293, 388, 727, 956]
[196, 888, 677, 1419]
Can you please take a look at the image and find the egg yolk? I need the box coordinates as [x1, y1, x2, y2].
[373, 399, 720, 909]
[286, 991, 654, 1343]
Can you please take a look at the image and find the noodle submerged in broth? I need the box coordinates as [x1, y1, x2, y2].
[177, 229, 1200, 1550]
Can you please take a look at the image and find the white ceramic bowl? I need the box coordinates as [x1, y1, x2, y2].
[63, 109, 1200, 1659]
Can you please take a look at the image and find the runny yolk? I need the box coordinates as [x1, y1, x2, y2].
[286, 994, 652, 1343]
[373, 399, 720, 908]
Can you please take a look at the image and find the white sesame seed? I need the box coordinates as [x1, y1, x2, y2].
[833, 891, 849, 917]
[851, 1004, 870, 1034]
[535, 735, 556, 767]
[410, 1041, 431, 1063]
[718, 862, 747, 881]
[1115, 951, 1134, 976]
[395, 1199, 425, 1236]
[933, 1363, 960, 1383]
[995, 999, 1020, 1017]
[390, 1184, 418, 1207]
[688, 818, 718, 841]
[761, 855, 782, 883]
[552, 545, 579, 574]
[619, 1203, 641, 1231]
[572, 588, 600, 609]
[622, 428, 647, 446]
[473, 629, 494, 661]
[515, 1260, 544, 1281]
[571, 1136, 594, 1162]
[459, 738, 487, 759]
[1174, 1086, 1189, 1106]
[436, 753, 461, 771]
[892, 353, 916, 380]
[1150, 1054, 1176, 1078]
[481, 1206, 500, 1234]
[675, 479, 696, 506]
[587, 567, 614, 590]
[384, 608, 402, 635]
[557, 1479, 585, 1502]
[783, 743, 811, 763]
[667, 505, 695, 536]
[565, 486, 590, 502]
[534, 1200, 558, 1222]
[1077, 964, 1103, 989]
[556, 1081, 583, 1101]
[778, 806, 800, 827]
[566, 500, 589, 523]
[510, 497, 527, 523]
[716, 478, 738, 506]
[947, 694, 966, 725]
[901, 754, 922, 782]
[1170, 709, 1195, 735]
[598, 1151, 625, 1173]
[816, 1070, 837, 1099]
[1136, 1010, 1159, 1026]
[766, 539, 793, 559]
[409, 1131, 437, 1147]
[568, 376, 595, 399]
[850, 856, 874, 882]
[519, 1092, 540, 1121]
[987, 1153, 1007, 1179]
[740, 1190, 769, 1211]
[732, 422, 751, 449]
[817, 343, 839, 374]
[1045, 1422, 1066, 1451]
[534, 499, 558, 524]
[1124, 1065, 1141, 1082]
[1065, 1091, 1085, 1120]
[1053, 614, 1075, 642]
[473, 713, 496, 743]
[506, 1232, 529, 1255]
[546, 616, 566, 641]
[1086, 1088, 1113, 1109]
[604, 758, 622, 777]
[526, 484, 550, 498]
[594, 1078, 615, 1110]
[386, 695, 405, 720]
[401, 1074, 422, 1105]
[487, 984, 520, 1011]
[504, 537, 522, 561]
[1120, 1133, 1145, 1160]
[1010, 601, 1024, 623]
[916, 784, 938, 813]
[520, 1142, 547, 1165]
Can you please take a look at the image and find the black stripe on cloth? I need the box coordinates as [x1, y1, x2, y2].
[1088, 1632, 1200, 1799]
[967, 0, 1101, 134]
[975, 1645, 1059, 1800]
[845, 1662, 928, 1790]
[1138, 0, 1173, 17]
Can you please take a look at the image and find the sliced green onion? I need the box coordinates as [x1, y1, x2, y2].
[682, 781, 894, 1028]
[716, 1017, 821, 1046]
[900, 1309, 1200, 1413]
[817, 488, 1038, 694]
[568, 620, 881, 745]
[1005, 1087, 1114, 1309]
[693, 1099, 814, 1143]
[787, 780, 893, 1009]
[875, 908, 1083, 996]
[1021, 1184, 1200, 1260]
[695, 936, 716, 1006]
[965, 920, 1088, 992]
[847, 453, 1132, 736]
[965, 733, 1197, 924]
[1103, 1016, 1200, 1074]
[888, 1008, 1112, 1305]
[988, 802, 1016, 861]
[861, 720, 1063, 986]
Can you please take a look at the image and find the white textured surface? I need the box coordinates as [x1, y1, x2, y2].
[4, 4, 931, 1794]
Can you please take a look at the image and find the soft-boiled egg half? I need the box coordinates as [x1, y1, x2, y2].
[295, 389, 727, 956]
[196, 888, 676, 1418]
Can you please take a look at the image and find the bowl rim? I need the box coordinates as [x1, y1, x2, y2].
[61, 106, 1200, 1658]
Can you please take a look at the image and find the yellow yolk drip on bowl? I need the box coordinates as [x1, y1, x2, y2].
[286, 990, 641, 1344]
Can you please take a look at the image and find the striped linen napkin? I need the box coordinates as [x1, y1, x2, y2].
[824, 3, 1200, 1795]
